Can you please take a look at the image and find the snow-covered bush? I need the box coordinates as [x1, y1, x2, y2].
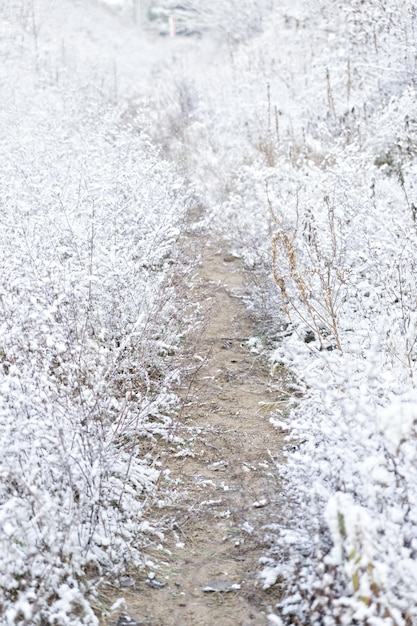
[266, 156, 417, 623]
[0, 2, 192, 624]
[257, 2, 417, 624]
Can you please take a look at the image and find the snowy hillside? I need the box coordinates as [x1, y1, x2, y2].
[2, 0, 417, 624]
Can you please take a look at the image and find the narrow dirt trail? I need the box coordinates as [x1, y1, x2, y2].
[104, 235, 286, 626]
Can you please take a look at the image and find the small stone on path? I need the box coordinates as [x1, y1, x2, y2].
[201, 579, 241, 593]
[119, 577, 135, 588]
[252, 498, 268, 508]
[116, 616, 151, 626]
[223, 253, 240, 262]
[146, 577, 166, 589]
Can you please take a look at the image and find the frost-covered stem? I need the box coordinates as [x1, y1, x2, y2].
[267, 82, 272, 136]
[272, 193, 344, 351]
[347, 57, 351, 107]
[274, 105, 280, 144]
[272, 228, 336, 347]
[113, 60, 118, 103]
[396, 263, 416, 381]
[326, 68, 337, 123]
[87, 201, 95, 323]
[397, 163, 416, 226]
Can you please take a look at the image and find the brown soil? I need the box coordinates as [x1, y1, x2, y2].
[101, 235, 287, 626]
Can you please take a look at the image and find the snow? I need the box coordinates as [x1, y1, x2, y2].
[260, 565, 281, 590]
[2, 0, 417, 623]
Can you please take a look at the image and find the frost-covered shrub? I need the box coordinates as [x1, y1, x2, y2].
[264, 345, 417, 624]
[0, 3, 192, 624]
[257, 2, 417, 624]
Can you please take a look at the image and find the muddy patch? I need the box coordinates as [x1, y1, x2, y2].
[101, 237, 287, 626]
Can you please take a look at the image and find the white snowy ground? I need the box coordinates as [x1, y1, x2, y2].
[2, 0, 417, 624]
